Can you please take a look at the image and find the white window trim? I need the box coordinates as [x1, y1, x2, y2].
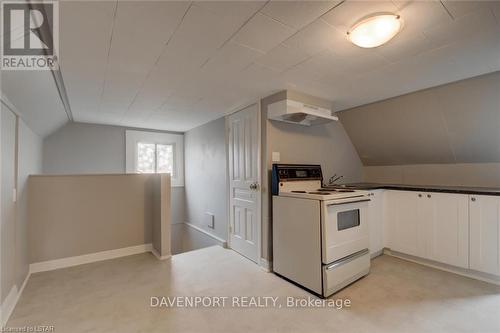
[125, 130, 184, 187]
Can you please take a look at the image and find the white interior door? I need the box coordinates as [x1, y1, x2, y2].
[227, 104, 260, 263]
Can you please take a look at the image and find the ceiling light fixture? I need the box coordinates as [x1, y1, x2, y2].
[347, 14, 402, 48]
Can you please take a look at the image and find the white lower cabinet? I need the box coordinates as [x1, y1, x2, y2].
[386, 190, 421, 257]
[386, 190, 469, 269]
[367, 190, 384, 255]
[469, 195, 500, 275]
[427, 193, 469, 269]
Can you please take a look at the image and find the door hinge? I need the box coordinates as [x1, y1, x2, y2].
[229, 224, 233, 234]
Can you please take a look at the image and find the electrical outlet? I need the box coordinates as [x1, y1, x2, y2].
[206, 213, 215, 229]
[272, 151, 280, 162]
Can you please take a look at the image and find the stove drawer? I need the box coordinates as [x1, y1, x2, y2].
[322, 249, 370, 297]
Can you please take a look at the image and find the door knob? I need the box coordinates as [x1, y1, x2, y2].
[249, 183, 259, 190]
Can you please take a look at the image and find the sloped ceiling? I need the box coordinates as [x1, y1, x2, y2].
[1, 71, 68, 137]
[338, 71, 500, 166]
[58, 0, 500, 132]
[2, 0, 500, 135]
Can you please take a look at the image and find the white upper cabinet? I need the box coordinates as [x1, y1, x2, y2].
[469, 195, 500, 275]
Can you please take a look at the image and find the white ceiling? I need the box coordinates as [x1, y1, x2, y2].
[3, 0, 500, 134]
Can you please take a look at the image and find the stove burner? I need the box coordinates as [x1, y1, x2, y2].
[308, 191, 331, 194]
[291, 190, 307, 193]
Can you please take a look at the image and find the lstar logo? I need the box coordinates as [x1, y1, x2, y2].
[1, 1, 59, 70]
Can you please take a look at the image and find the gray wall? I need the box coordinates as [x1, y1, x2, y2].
[364, 163, 500, 187]
[16, 120, 43, 283]
[28, 174, 160, 262]
[1, 106, 17, 305]
[42, 122, 186, 223]
[1, 105, 42, 306]
[184, 117, 228, 241]
[43, 122, 125, 174]
[261, 90, 364, 261]
[339, 71, 500, 166]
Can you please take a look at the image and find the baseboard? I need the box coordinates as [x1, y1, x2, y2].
[30, 244, 153, 274]
[4, 244, 161, 325]
[259, 258, 272, 272]
[151, 247, 172, 260]
[384, 248, 500, 286]
[184, 222, 228, 248]
[1, 285, 18, 327]
[1, 271, 30, 327]
[370, 249, 384, 259]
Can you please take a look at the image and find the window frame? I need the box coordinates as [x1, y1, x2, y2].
[125, 130, 184, 187]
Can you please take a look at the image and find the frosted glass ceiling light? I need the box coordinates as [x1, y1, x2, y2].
[347, 14, 402, 48]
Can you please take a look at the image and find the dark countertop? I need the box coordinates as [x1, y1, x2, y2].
[327, 183, 500, 196]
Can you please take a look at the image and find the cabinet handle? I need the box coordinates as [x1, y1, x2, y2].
[427, 194, 431, 198]
[471, 197, 476, 202]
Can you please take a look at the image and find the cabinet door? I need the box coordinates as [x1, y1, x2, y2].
[470, 195, 500, 275]
[368, 190, 385, 255]
[387, 191, 420, 256]
[428, 193, 469, 268]
[416, 193, 434, 259]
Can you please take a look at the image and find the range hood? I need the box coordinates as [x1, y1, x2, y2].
[267, 99, 338, 126]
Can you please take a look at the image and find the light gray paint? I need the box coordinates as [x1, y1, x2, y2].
[43, 122, 126, 175]
[1, 106, 17, 303]
[184, 117, 228, 241]
[339, 71, 500, 166]
[0, 107, 42, 305]
[16, 120, 43, 286]
[171, 223, 224, 255]
[261, 90, 364, 261]
[42, 122, 186, 223]
[28, 174, 158, 263]
[364, 163, 500, 188]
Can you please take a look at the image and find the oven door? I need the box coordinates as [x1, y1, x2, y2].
[321, 197, 370, 264]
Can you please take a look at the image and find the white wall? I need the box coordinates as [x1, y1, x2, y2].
[184, 117, 227, 241]
[42, 122, 186, 224]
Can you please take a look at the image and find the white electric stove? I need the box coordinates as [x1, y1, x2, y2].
[272, 164, 371, 297]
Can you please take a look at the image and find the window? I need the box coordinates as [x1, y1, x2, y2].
[137, 142, 174, 175]
[125, 130, 184, 186]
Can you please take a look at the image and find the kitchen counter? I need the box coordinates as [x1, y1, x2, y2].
[328, 183, 500, 196]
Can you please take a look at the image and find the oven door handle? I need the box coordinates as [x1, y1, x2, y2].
[325, 249, 369, 271]
[326, 198, 371, 206]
